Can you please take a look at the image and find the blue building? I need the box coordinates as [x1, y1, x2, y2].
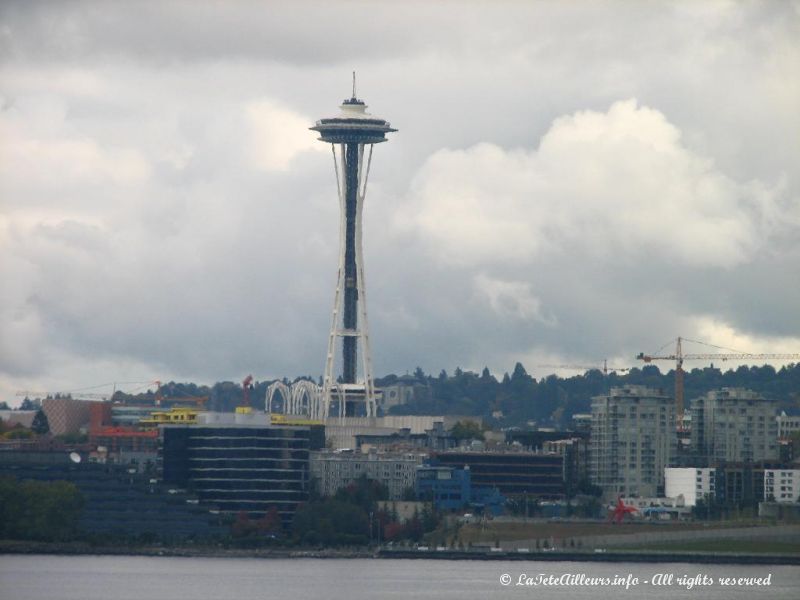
[415, 465, 505, 515]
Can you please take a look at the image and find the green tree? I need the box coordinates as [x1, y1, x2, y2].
[31, 409, 50, 435]
[335, 476, 388, 511]
[450, 420, 484, 442]
[0, 477, 84, 541]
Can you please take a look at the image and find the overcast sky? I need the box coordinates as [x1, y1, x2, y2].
[1, 1, 799, 403]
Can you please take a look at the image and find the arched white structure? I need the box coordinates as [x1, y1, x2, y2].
[266, 381, 292, 414]
[291, 380, 321, 419]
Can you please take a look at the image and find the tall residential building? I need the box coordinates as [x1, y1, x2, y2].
[590, 385, 676, 498]
[691, 388, 778, 464]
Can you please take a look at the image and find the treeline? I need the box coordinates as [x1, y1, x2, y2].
[383, 362, 800, 428]
[107, 363, 800, 429]
[0, 477, 84, 542]
[229, 477, 437, 548]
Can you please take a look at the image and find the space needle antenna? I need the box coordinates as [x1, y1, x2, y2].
[352, 71, 357, 99]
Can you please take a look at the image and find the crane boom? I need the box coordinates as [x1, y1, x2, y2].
[637, 336, 800, 429]
[638, 352, 799, 362]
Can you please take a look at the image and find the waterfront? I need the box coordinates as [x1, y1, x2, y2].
[1, 556, 798, 599]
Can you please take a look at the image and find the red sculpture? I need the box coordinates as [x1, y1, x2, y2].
[610, 497, 638, 524]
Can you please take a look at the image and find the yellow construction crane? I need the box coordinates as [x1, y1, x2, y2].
[637, 336, 800, 425]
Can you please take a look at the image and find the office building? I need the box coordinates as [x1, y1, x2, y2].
[433, 450, 564, 498]
[160, 415, 316, 524]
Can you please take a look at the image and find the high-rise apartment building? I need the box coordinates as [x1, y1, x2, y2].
[691, 388, 778, 464]
[590, 386, 676, 498]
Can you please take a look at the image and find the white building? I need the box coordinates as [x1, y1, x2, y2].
[777, 412, 800, 440]
[764, 469, 800, 504]
[665, 467, 716, 507]
[310, 449, 425, 500]
[590, 386, 676, 499]
[691, 388, 778, 464]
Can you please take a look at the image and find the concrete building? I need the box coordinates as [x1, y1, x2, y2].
[691, 388, 778, 464]
[41, 397, 93, 435]
[570, 413, 592, 433]
[590, 386, 676, 499]
[764, 469, 800, 503]
[160, 414, 318, 524]
[378, 376, 426, 413]
[310, 449, 424, 500]
[665, 467, 717, 507]
[0, 410, 36, 429]
[777, 412, 800, 441]
[322, 415, 460, 450]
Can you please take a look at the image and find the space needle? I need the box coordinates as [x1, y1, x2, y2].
[311, 75, 396, 419]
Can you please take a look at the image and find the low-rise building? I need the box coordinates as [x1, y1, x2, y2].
[777, 412, 800, 441]
[41, 397, 93, 435]
[415, 465, 504, 515]
[433, 450, 564, 498]
[764, 469, 800, 503]
[310, 449, 425, 500]
[664, 467, 717, 507]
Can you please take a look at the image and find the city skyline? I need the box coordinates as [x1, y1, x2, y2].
[1, 1, 798, 403]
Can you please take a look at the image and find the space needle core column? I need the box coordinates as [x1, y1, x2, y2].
[311, 78, 396, 419]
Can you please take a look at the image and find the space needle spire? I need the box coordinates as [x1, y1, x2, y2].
[311, 78, 397, 419]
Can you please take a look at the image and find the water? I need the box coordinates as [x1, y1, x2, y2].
[0, 555, 797, 599]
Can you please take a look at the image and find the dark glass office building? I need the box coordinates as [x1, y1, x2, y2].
[433, 451, 564, 498]
[161, 423, 316, 523]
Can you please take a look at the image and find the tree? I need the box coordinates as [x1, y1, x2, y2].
[31, 409, 50, 435]
[450, 420, 484, 442]
[0, 477, 84, 541]
[20, 397, 39, 411]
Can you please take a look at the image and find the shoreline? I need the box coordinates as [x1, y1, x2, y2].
[2, 541, 799, 565]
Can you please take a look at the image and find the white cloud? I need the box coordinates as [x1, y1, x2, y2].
[400, 99, 785, 269]
[474, 273, 556, 325]
[245, 99, 324, 172]
[690, 317, 800, 360]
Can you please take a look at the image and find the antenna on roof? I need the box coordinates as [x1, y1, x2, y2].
[352, 71, 357, 99]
